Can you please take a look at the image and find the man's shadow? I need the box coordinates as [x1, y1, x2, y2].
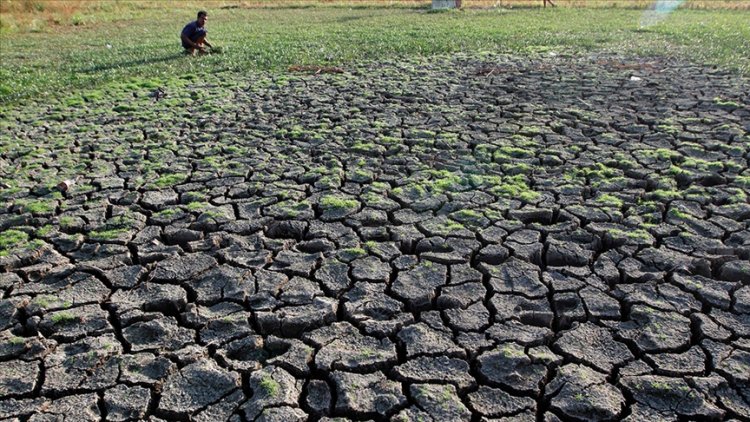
[80, 52, 185, 74]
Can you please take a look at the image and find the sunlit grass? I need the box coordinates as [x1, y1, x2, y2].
[2, 0, 748, 32]
[0, 6, 748, 105]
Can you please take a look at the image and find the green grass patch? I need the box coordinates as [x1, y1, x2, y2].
[152, 173, 187, 188]
[607, 228, 652, 241]
[32, 295, 72, 309]
[713, 97, 742, 107]
[187, 201, 209, 212]
[259, 376, 280, 397]
[489, 175, 540, 202]
[58, 216, 78, 229]
[1, 7, 748, 105]
[682, 157, 724, 171]
[668, 208, 692, 219]
[573, 163, 620, 180]
[89, 228, 130, 240]
[8, 336, 26, 346]
[641, 148, 682, 160]
[726, 188, 747, 204]
[339, 247, 367, 260]
[17, 199, 57, 214]
[596, 193, 624, 208]
[649, 189, 682, 201]
[320, 195, 359, 210]
[36, 224, 55, 237]
[495, 145, 535, 160]
[430, 170, 469, 193]
[270, 200, 311, 218]
[152, 208, 182, 218]
[443, 220, 465, 231]
[50, 311, 78, 325]
[0, 229, 29, 255]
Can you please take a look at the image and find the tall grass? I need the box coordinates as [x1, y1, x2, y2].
[0, 1, 224, 33]
[1, 0, 748, 33]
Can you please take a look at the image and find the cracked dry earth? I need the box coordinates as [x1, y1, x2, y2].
[1, 52, 750, 422]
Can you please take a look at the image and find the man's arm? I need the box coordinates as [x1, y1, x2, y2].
[181, 34, 203, 50]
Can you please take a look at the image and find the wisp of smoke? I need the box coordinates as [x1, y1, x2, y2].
[640, 0, 686, 28]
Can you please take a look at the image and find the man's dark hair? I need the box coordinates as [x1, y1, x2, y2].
[197, 10, 207, 19]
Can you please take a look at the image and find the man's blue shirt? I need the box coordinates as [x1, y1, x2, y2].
[181, 21, 207, 48]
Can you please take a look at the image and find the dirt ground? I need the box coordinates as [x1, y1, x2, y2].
[1, 52, 749, 421]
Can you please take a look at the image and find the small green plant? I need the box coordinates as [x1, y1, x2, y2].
[28, 239, 45, 249]
[611, 228, 651, 241]
[187, 201, 208, 212]
[649, 189, 682, 201]
[0, 185, 23, 199]
[442, 220, 465, 231]
[596, 194, 623, 208]
[341, 247, 367, 258]
[681, 157, 724, 171]
[490, 175, 540, 202]
[0, 229, 29, 254]
[454, 209, 482, 220]
[412, 129, 436, 139]
[360, 348, 376, 358]
[713, 97, 741, 107]
[18, 199, 56, 214]
[50, 311, 78, 325]
[362, 192, 390, 206]
[502, 346, 525, 358]
[682, 278, 703, 290]
[320, 195, 359, 210]
[413, 385, 432, 401]
[351, 140, 384, 155]
[89, 228, 129, 240]
[573, 163, 619, 180]
[502, 162, 532, 175]
[8, 336, 26, 346]
[378, 135, 400, 145]
[153, 173, 187, 188]
[495, 145, 534, 160]
[289, 125, 306, 139]
[36, 224, 55, 237]
[669, 165, 692, 177]
[32, 295, 71, 309]
[392, 183, 427, 199]
[650, 381, 672, 391]
[668, 208, 691, 220]
[428, 170, 467, 193]
[267, 199, 308, 218]
[153, 208, 181, 218]
[656, 123, 679, 135]
[727, 188, 748, 203]
[259, 376, 280, 397]
[440, 386, 454, 409]
[653, 148, 681, 160]
[370, 181, 389, 191]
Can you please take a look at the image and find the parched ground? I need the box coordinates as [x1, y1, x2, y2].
[1, 52, 749, 421]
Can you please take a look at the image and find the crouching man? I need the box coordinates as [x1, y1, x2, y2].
[181, 10, 212, 55]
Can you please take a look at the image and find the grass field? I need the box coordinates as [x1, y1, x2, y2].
[0, 2, 748, 105]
